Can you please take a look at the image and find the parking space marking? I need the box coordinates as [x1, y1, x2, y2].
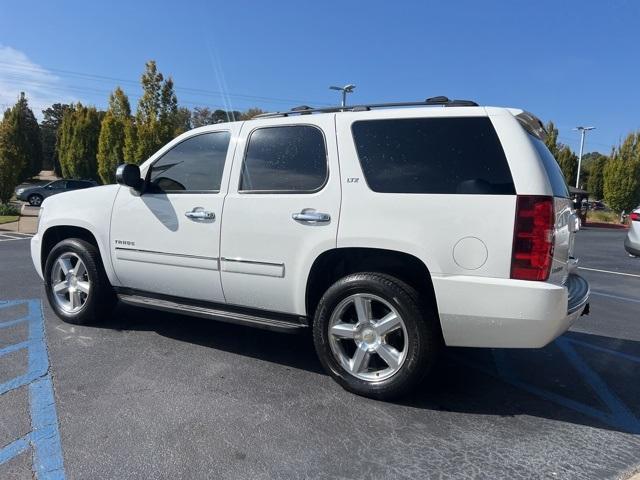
[591, 290, 640, 304]
[579, 266, 640, 278]
[0, 299, 66, 479]
[457, 336, 640, 434]
[0, 233, 33, 242]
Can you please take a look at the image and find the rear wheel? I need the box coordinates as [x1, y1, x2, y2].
[28, 194, 43, 206]
[44, 238, 116, 325]
[313, 273, 440, 399]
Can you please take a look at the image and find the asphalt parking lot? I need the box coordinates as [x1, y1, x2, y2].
[1, 228, 639, 479]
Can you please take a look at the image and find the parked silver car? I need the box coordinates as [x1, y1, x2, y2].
[625, 206, 640, 256]
[15, 180, 97, 206]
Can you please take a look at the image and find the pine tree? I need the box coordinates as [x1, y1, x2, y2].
[0, 93, 43, 182]
[603, 133, 640, 212]
[0, 112, 26, 203]
[130, 60, 183, 164]
[586, 154, 608, 200]
[97, 88, 132, 184]
[544, 121, 578, 186]
[57, 104, 103, 180]
[41, 103, 71, 175]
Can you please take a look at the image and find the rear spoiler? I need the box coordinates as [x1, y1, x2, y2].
[515, 111, 547, 141]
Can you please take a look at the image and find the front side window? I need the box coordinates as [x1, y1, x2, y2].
[352, 117, 515, 195]
[240, 125, 327, 192]
[48, 181, 67, 190]
[149, 131, 231, 192]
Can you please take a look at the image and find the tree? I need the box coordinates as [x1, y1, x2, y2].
[97, 88, 132, 184]
[41, 103, 71, 175]
[0, 114, 26, 203]
[544, 121, 578, 186]
[57, 104, 103, 180]
[0, 93, 42, 181]
[586, 154, 608, 199]
[240, 108, 265, 120]
[174, 107, 192, 136]
[191, 107, 214, 127]
[129, 60, 184, 164]
[603, 133, 640, 212]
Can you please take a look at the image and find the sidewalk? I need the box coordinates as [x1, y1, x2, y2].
[0, 216, 37, 234]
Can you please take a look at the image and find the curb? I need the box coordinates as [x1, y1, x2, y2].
[583, 222, 629, 230]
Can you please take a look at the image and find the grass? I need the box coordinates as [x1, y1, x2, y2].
[0, 215, 19, 225]
[586, 210, 621, 224]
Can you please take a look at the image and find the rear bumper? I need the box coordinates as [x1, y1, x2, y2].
[433, 274, 589, 348]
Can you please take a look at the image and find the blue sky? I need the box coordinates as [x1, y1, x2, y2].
[0, 0, 638, 154]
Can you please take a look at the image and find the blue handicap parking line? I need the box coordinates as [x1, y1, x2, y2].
[0, 299, 66, 479]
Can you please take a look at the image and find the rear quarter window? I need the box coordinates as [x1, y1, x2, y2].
[528, 135, 570, 198]
[351, 117, 515, 194]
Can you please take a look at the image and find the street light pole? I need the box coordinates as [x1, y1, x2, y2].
[574, 126, 595, 188]
[329, 84, 356, 108]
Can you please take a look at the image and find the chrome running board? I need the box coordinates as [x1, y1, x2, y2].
[118, 293, 307, 333]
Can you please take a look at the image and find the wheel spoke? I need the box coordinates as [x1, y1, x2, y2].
[58, 257, 72, 275]
[76, 281, 90, 294]
[75, 260, 87, 278]
[374, 312, 401, 336]
[70, 290, 82, 309]
[330, 322, 357, 339]
[350, 346, 370, 373]
[376, 344, 401, 370]
[53, 282, 68, 294]
[353, 296, 372, 323]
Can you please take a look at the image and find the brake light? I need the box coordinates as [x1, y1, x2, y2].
[631, 212, 640, 222]
[511, 195, 555, 281]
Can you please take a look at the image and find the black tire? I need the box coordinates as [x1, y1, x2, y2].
[313, 273, 440, 400]
[28, 194, 43, 206]
[44, 238, 116, 325]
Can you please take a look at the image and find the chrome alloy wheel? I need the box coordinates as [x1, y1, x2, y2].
[328, 293, 409, 382]
[50, 252, 91, 313]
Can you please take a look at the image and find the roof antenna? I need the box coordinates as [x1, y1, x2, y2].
[329, 84, 356, 108]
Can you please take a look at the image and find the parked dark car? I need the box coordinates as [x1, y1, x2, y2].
[15, 180, 97, 206]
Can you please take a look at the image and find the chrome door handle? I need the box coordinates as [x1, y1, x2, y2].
[185, 208, 215, 220]
[292, 209, 331, 223]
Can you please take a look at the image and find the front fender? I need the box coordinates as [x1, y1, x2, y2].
[37, 185, 122, 286]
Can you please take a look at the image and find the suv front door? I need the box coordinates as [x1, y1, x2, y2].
[220, 116, 340, 315]
[110, 126, 239, 302]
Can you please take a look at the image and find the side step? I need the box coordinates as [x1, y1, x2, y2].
[118, 293, 308, 334]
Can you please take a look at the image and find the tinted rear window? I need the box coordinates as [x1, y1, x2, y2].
[528, 135, 570, 198]
[351, 117, 515, 194]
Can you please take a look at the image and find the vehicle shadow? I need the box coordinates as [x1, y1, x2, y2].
[101, 304, 640, 435]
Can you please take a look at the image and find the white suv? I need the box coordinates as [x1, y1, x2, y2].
[31, 97, 589, 399]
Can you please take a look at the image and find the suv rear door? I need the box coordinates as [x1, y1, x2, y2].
[219, 115, 340, 315]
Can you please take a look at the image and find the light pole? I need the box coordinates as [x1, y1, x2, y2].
[329, 84, 356, 107]
[574, 126, 595, 188]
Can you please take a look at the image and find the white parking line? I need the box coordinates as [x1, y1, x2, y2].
[0, 234, 33, 242]
[579, 267, 640, 279]
[591, 291, 640, 304]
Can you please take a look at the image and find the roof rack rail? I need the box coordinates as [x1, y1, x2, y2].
[253, 96, 479, 119]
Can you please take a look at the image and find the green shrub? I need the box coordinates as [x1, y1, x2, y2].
[0, 203, 19, 216]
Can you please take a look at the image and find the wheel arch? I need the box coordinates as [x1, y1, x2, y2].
[305, 247, 440, 324]
[40, 225, 118, 286]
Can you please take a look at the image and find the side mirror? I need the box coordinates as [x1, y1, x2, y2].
[116, 164, 143, 191]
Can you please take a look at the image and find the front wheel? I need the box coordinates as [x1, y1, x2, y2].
[44, 238, 116, 325]
[28, 194, 43, 206]
[313, 273, 440, 400]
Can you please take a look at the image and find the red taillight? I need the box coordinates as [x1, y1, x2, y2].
[511, 195, 555, 281]
[631, 212, 640, 222]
